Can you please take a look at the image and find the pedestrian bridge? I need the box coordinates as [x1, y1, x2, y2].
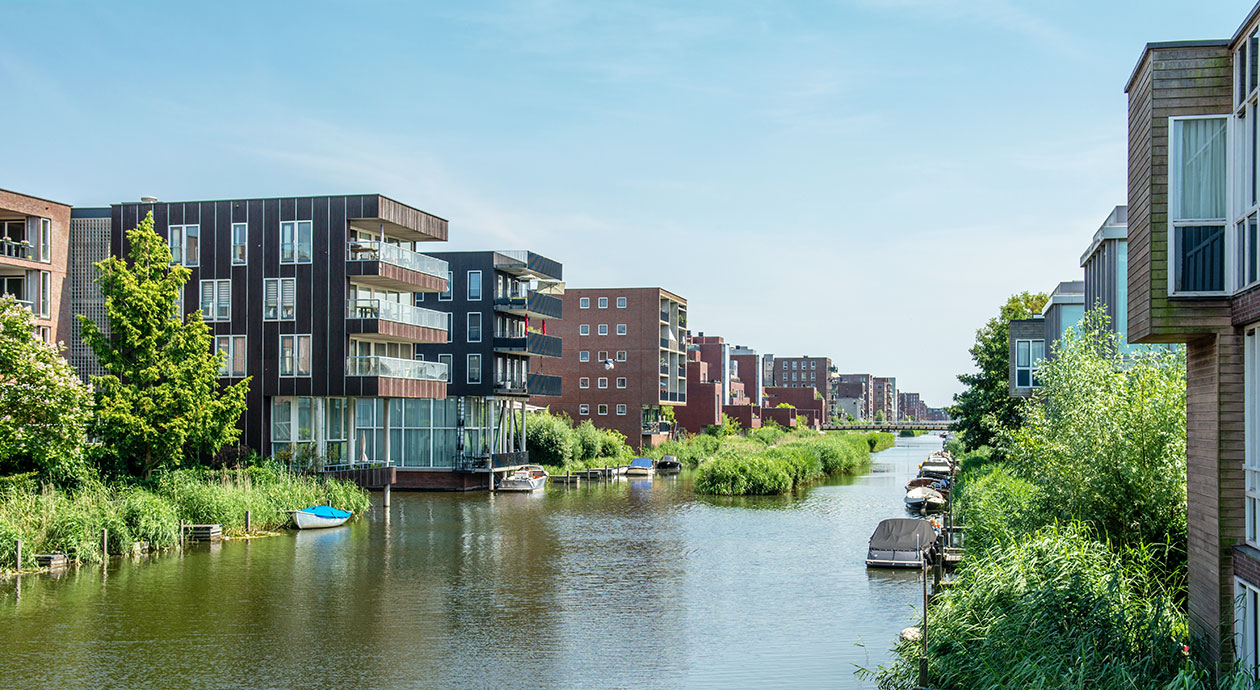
[823, 421, 952, 432]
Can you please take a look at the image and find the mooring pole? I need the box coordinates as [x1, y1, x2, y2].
[14, 539, 20, 572]
[920, 534, 929, 688]
[101, 528, 108, 560]
[383, 483, 391, 508]
[245, 510, 252, 534]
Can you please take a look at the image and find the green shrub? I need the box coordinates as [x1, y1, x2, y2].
[525, 410, 575, 467]
[748, 426, 786, 446]
[573, 420, 602, 461]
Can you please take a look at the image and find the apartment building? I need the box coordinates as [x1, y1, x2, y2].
[675, 350, 722, 434]
[1007, 280, 1085, 397]
[731, 345, 763, 405]
[769, 355, 832, 418]
[1124, 10, 1260, 667]
[415, 250, 564, 467]
[0, 189, 70, 344]
[533, 287, 687, 448]
[873, 376, 897, 421]
[835, 373, 877, 419]
[898, 391, 925, 421]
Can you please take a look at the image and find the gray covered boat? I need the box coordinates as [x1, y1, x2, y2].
[865, 518, 938, 569]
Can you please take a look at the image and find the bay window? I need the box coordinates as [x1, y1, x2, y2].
[1170, 116, 1228, 294]
[1015, 339, 1044, 389]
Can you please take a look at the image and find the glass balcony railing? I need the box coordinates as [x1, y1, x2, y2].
[494, 292, 562, 319]
[1, 239, 31, 260]
[493, 332, 562, 357]
[346, 241, 448, 281]
[346, 356, 447, 382]
[527, 373, 562, 397]
[346, 299, 448, 331]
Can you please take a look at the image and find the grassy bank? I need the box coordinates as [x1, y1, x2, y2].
[693, 432, 892, 496]
[0, 466, 369, 573]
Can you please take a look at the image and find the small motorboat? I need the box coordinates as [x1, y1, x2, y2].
[866, 518, 938, 568]
[656, 455, 682, 475]
[905, 486, 944, 512]
[624, 457, 655, 477]
[497, 465, 549, 492]
[293, 505, 352, 530]
[905, 477, 938, 489]
[923, 493, 948, 513]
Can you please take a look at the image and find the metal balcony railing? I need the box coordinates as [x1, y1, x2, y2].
[493, 332, 562, 357]
[528, 373, 562, 397]
[346, 299, 448, 331]
[346, 241, 448, 281]
[494, 292, 562, 319]
[1, 240, 31, 260]
[346, 355, 448, 381]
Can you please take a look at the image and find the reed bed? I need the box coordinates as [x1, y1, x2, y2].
[694, 432, 888, 496]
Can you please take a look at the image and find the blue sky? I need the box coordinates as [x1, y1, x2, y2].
[0, 1, 1248, 405]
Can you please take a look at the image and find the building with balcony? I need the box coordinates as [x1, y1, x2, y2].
[731, 345, 764, 405]
[533, 287, 687, 449]
[415, 250, 563, 464]
[675, 350, 723, 434]
[1125, 11, 1260, 667]
[0, 189, 70, 344]
[873, 376, 897, 422]
[71, 194, 502, 484]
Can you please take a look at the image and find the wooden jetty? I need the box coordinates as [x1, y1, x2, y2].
[35, 553, 67, 570]
[184, 524, 223, 543]
[552, 474, 580, 485]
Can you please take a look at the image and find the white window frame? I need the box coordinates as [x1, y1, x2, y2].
[438, 353, 453, 383]
[579, 351, 590, 362]
[598, 296, 608, 309]
[38, 270, 50, 318]
[264, 277, 296, 321]
[467, 353, 482, 384]
[231, 222, 248, 266]
[467, 312, 482, 343]
[579, 377, 590, 389]
[578, 404, 590, 416]
[200, 279, 231, 322]
[616, 323, 627, 335]
[279, 334, 312, 377]
[1014, 338, 1044, 389]
[39, 218, 50, 264]
[616, 404, 627, 415]
[467, 270, 482, 301]
[579, 324, 590, 336]
[1245, 326, 1260, 548]
[439, 271, 453, 301]
[579, 297, 590, 309]
[1168, 114, 1231, 297]
[616, 350, 627, 362]
[1235, 576, 1260, 677]
[597, 350, 607, 361]
[598, 324, 608, 335]
[215, 335, 247, 377]
[597, 404, 608, 416]
[280, 220, 313, 264]
[616, 377, 627, 389]
[169, 224, 199, 267]
[598, 377, 608, 389]
[616, 296, 626, 309]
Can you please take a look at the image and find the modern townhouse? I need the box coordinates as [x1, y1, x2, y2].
[1125, 7, 1260, 667]
[0, 189, 69, 344]
[1007, 280, 1085, 397]
[533, 287, 687, 449]
[1081, 205, 1131, 342]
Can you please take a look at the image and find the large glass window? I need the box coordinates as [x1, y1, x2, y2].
[231, 223, 247, 265]
[1246, 327, 1260, 549]
[1171, 117, 1228, 294]
[1237, 577, 1260, 678]
[326, 398, 348, 464]
[355, 398, 386, 463]
[1015, 339, 1044, 389]
[280, 220, 312, 263]
[468, 270, 482, 300]
[215, 335, 247, 377]
[280, 335, 311, 376]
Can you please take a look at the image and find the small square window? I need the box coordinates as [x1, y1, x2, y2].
[580, 351, 590, 362]
[598, 350, 608, 361]
[616, 404, 627, 415]
[579, 297, 590, 309]
[579, 377, 590, 389]
[597, 404, 608, 416]
[579, 404, 590, 415]
[598, 324, 608, 335]
[616, 377, 627, 389]
[598, 297, 608, 309]
[598, 377, 608, 389]
[616, 351, 627, 362]
[617, 297, 627, 309]
[579, 324, 590, 336]
[616, 323, 627, 335]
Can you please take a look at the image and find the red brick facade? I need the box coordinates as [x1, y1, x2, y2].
[0, 189, 72, 343]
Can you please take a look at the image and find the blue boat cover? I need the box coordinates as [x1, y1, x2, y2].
[302, 506, 352, 519]
[629, 458, 653, 468]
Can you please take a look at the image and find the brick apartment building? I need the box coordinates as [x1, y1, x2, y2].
[768, 355, 831, 418]
[675, 350, 722, 434]
[533, 287, 687, 449]
[835, 373, 877, 419]
[0, 189, 71, 344]
[1125, 7, 1260, 668]
[898, 391, 924, 421]
[873, 376, 897, 421]
[730, 345, 763, 405]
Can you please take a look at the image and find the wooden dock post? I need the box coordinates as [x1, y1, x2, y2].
[14, 539, 20, 572]
[383, 483, 391, 508]
[245, 510, 252, 533]
[101, 528, 108, 559]
[179, 520, 184, 547]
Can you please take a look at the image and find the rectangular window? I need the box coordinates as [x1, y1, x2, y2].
[1245, 327, 1260, 549]
[264, 278, 296, 320]
[597, 350, 607, 361]
[598, 377, 608, 389]
[279, 335, 311, 376]
[617, 297, 626, 308]
[598, 297, 608, 309]
[597, 404, 608, 416]
[272, 399, 292, 445]
[439, 353, 453, 382]
[467, 354, 482, 384]
[280, 220, 312, 264]
[231, 223, 247, 265]
[439, 271, 453, 301]
[200, 280, 231, 321]
[579, 377, 590, 389]
[617, 377, 627, 389]
[169, 224, 199, 266]
[467, 270, 482, 300]
[39, 218, 50, 264]
[616, 350, 627, 362]
[579, 404, 590, 416]
[39, 270, 50, 318]
[215, 335, 247, 377]
[616, 404, 627, 415]
[1015, 339, 1045, 388]
[598, 324, 608, 335]
[616, 323, 627, 335]
[579, 297, 590, 309]
[1171, 116, 1228, 294]
[580, 351, 590, 362]
[579, 324, 590, 336]
[467, 312, 482, 343]
[1236, 577, 1260, 677]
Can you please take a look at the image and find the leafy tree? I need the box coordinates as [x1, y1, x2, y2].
[0, 297, 92, 483]
[950, 291, 1048, 450]
[79, 212, 250, 478]
[705, 413, 741, 437]
[874, 410, 886, 423]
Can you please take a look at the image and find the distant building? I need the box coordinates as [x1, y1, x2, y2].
[0, 189, 70, 346]
[873, 376, 897, 421]
[834, 373, 877, 419]
[730, 344, 762, 405]
[898, 392, 924, 421]
[768, 355, 832, 418]
[1007, 280, 1085, 397]
[675, 350, 722, 434]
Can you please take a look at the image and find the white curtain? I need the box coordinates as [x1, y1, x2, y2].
[1176, 117, 1228, 220]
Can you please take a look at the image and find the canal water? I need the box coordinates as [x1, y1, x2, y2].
[0, 435, 942, 689]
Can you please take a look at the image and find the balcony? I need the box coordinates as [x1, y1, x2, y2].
[346, 299, 448, 343]
[493, 331, 562, 358]
[527, 373, 562, 397]
[346, 241, 448, 293]
[0, 239, 31, 261]
[494, 291, 562, 319]
[493, 250, 563, 281]
[660, 309, 669, 322]
[659, 363, 669, 375]
[347, 355, 447, 382]
[494, 378, 529, 396]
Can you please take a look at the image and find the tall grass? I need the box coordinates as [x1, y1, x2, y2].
[694, 433, 885, 496]
[0, 466, 369, 572]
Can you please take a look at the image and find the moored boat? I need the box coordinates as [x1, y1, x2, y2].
[656, 455, 682, 475]
[905, 486, 944, 512]
[624, 457, 655, 477]
[497, 465, 549, 492]
[866, 518, 938, 568]
[293, 505, 352, 530]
